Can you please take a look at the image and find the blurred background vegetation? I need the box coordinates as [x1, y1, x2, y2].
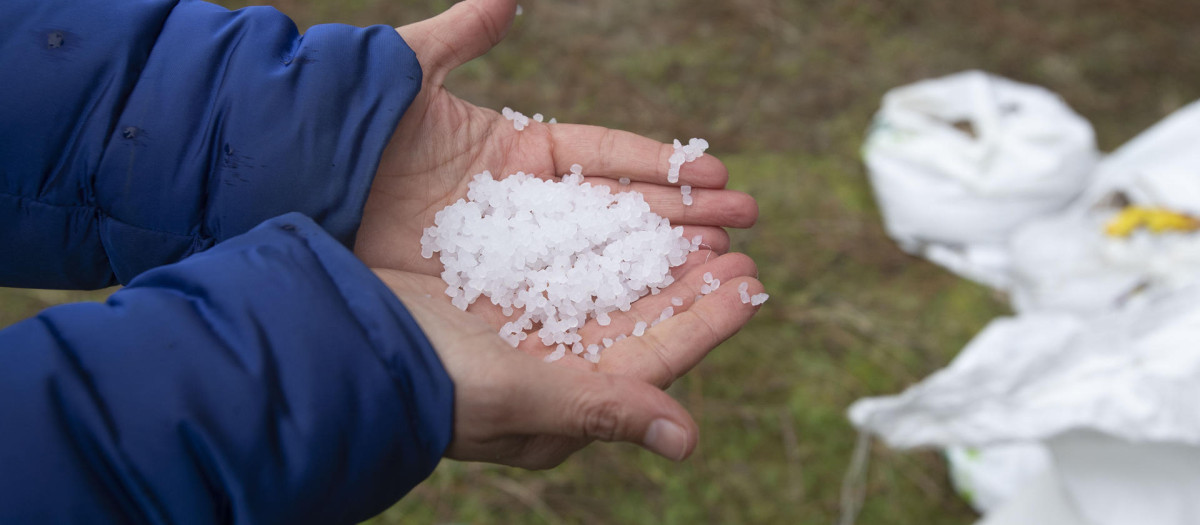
[4, 0, 1199, 523]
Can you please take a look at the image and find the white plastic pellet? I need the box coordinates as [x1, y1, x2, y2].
[750, 293, 769, 306]
[633, 321, 647, 336]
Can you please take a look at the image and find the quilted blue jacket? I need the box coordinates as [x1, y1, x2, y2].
[0, 0, 454, 522]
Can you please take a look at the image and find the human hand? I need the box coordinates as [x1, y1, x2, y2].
[354, 0, 758, 276]
[373, 249, 763, 468]
[359, 0, 764, 468]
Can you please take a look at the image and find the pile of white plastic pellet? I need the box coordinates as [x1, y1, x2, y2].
[422, 122, 764, 362]
[421, 166, 702, 361]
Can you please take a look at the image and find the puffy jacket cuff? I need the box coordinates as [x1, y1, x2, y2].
[258, 213, 455, 481]
[0, 213, 452, 523]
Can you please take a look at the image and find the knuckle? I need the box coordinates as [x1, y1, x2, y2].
[577, 392, 623, 442]
[599, 129, 620, 166]
[642, 332, 680, 388]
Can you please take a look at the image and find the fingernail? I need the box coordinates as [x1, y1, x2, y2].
[644, 419, 689, 461]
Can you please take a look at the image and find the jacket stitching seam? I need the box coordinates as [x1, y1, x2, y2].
[0, 190, 205, 240]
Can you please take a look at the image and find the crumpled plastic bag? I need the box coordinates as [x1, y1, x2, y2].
[857, 70, 1200, 521]
[849, 286, 1200, 525]
[1010, 99, 1200, 315]
[862, 70, 1098, 289]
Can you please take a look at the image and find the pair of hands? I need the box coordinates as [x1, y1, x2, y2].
[354, 0, 762, 469]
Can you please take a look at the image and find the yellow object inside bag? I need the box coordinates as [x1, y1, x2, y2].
[1104, 206, 1200, 237]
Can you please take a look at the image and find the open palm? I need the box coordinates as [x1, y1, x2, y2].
[356, 0, 764, 467]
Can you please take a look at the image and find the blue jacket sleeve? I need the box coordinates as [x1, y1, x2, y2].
[0, 213, 454, 524]
[0, 0, 421, 289]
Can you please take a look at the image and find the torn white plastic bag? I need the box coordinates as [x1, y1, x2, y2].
[1010, 99, 1200, 315]
[849, 286, 1200, 525]
[863, 70, 1097, 289]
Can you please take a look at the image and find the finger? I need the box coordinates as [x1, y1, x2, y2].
[396, 0, 517, 80]
[601, 255, 764, 389]
[505, 357, 700, 461]
[589, 177, 759, 228]
[678, 226, 729, 255]
[549, 124, 729, 189]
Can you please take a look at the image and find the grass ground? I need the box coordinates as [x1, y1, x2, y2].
[4, 0, 1199, 523]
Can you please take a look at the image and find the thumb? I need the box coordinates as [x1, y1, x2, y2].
[508, 360, 700, 461]
[396, 0, 518, 81]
